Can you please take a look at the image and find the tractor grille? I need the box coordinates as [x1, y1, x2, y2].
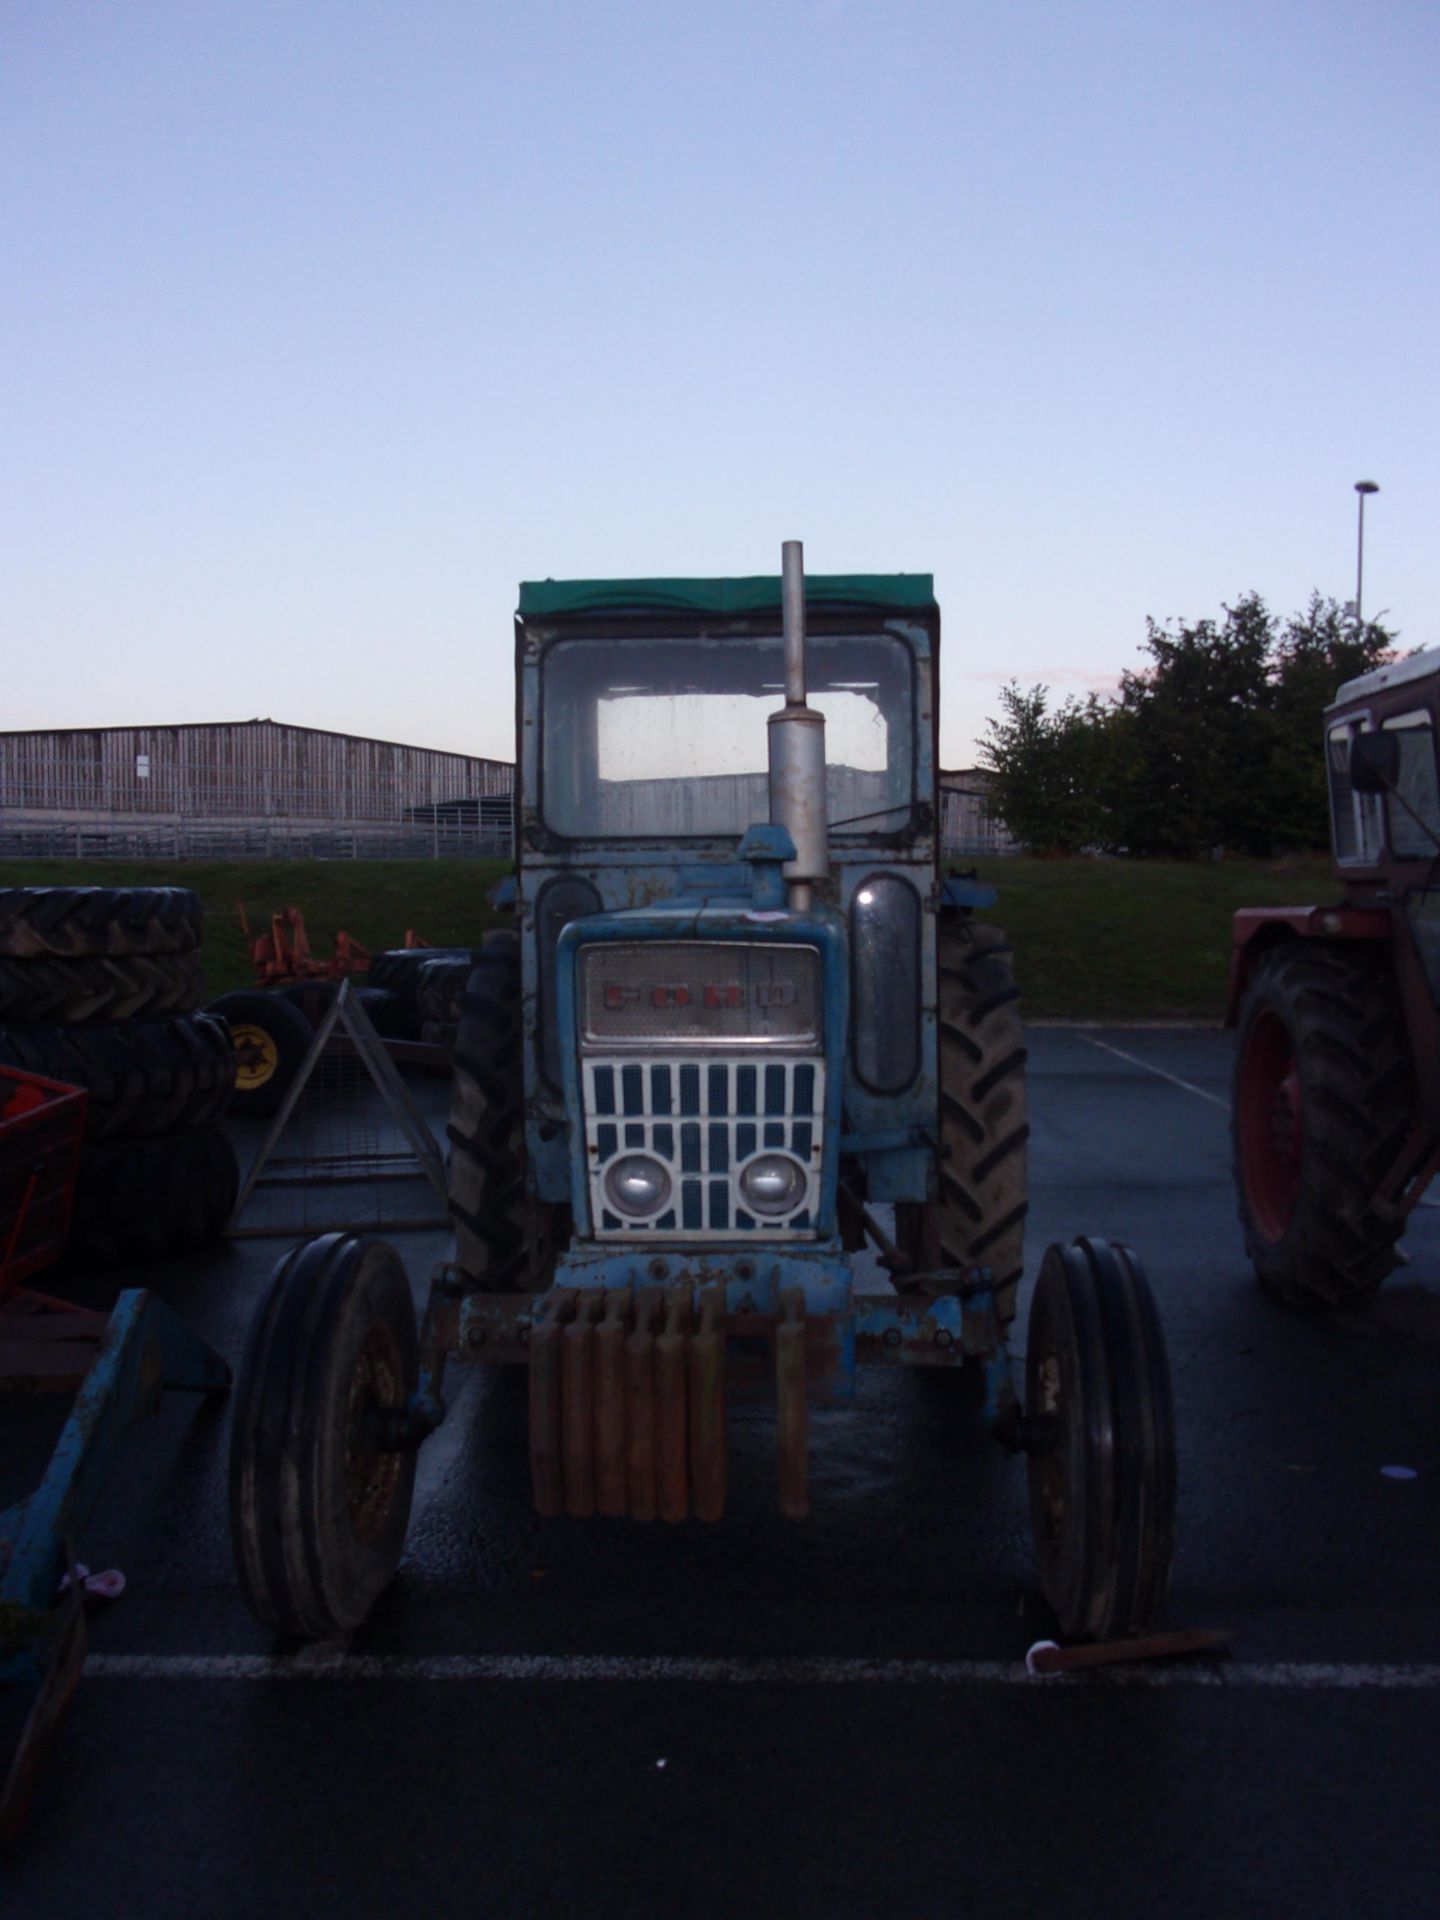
[582, 1054, 824, 1240]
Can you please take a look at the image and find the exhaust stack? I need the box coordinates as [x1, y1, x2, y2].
[768, 539, 829, 911]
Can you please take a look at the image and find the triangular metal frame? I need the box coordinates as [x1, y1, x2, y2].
[226, 978, 449, 1236]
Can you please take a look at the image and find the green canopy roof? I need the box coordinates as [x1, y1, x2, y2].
[517, 574, 937, 619]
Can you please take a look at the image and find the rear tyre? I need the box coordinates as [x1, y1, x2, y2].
[446, 939, 528, 1288]
[230, 1234, 418, 1638]
[896, 917, 1029, 1324]
[208, 990, 315, 1117]
[1232, 944, 1411, 1306]
[446, 932, 565, 1287]
[67, 1126, 240, 1263]
[0, 886, 202, 959]
[1026, 1237, 1177, 1641]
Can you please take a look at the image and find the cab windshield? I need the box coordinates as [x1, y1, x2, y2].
[541, 633, 914, 838]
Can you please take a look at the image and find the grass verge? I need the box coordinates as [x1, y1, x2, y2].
[0, 859, 511, 1000]
[962, 853, 1338, 1020]
[0, 853, 1339, 1020]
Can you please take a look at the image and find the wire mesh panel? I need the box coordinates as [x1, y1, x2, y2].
[227, 986, 450, 1237]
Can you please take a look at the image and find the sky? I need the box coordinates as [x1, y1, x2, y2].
[3, 0, 1436, 769]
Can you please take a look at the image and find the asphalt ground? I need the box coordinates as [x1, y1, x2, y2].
[5, 1029, 1440, 1917]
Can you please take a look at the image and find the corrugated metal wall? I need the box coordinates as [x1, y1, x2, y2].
[939, 771, 1018, 855]
[0, 720, 512, 821]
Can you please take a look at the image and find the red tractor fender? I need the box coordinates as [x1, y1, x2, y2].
[1224, 905, 1393, 1027]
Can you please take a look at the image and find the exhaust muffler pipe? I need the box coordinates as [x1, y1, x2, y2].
[768, 539, 829, 911]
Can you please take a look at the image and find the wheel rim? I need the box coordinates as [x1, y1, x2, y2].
[345, 1322, 406, 1545]
[230, 1023, 280, 1092]
[1237, 1009, 1301, 1241]
[1030, 1347, 1068, 1557]
[1025, 1250, 1108, 1635]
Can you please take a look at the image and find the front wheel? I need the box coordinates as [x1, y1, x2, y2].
[229, 1234, 419, 1638]
[1232, 945, 1410, 1306]
[1026, 1237, 1176, 1642]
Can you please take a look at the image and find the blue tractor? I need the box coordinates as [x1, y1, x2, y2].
[230, 545, 1177, 1646]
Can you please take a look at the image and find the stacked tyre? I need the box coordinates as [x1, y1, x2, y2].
[0, 886, 239, 1263]
[367, 947, 484, 1054]
[415, 956, 477, 1049]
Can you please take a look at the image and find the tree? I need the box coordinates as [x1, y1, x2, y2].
[980, 683, 1113, 854]
[978, 593, 1398, 859]
[1109, 594, 1278, 857]
[1267, 597, 1393, 848]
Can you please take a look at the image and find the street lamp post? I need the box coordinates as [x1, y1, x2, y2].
[1354, 479, 1379, 623]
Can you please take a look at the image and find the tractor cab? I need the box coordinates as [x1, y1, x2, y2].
[1324, 646, 1440, 905]
[506, 565, 945, 1272]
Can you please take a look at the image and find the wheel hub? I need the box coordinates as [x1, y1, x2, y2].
[230, 1023, 280, 1091]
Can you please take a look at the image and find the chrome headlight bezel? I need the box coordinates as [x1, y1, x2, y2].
[736, 1151, 809, 1218]
[602, 1153, 673, 1218]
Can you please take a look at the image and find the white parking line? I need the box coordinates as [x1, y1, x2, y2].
[1077, 1034, 1229, 1111]
[82, 1652, 1440, 1690]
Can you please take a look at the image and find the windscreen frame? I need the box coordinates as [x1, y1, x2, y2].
[531, 613, 924, 846]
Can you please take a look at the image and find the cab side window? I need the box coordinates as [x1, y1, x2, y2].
[1381, 711, 1440, 858]
[1328, 721, 1383, 864]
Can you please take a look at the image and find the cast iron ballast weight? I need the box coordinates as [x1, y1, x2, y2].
[230, 543, 1178, 1645]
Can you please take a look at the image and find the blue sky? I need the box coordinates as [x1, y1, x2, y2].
[3, 0, 1435, 768]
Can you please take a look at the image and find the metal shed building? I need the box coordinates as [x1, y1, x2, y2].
[0, 718, 514, 860]
[939, 769, 1018, 856]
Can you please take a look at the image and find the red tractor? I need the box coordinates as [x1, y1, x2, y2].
[1229, 647, 1440, 1304]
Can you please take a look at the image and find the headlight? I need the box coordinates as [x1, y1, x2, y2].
[603, 1154, 672, 1217]
[738, 1152, 807, 1217]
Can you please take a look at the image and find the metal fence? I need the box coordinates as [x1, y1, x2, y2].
[0, 811, 1013, 862]
[0, 814, 513, 861]
[0, 779, 1013, 862]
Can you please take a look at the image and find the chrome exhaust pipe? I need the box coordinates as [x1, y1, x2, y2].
[768, 540, 829, 911]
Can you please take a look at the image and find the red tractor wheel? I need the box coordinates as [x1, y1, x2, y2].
[1232, 944, 1410, 1306]
[1234, 1003, 1303, 1243]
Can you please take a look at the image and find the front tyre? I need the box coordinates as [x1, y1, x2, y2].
[229, 1234, 418, 1638]
[1026, 1237, 1176, 1642]
[1232, 945, 1410, 1306]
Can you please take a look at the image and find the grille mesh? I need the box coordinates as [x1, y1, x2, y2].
[583, 1054, 823, 1239]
